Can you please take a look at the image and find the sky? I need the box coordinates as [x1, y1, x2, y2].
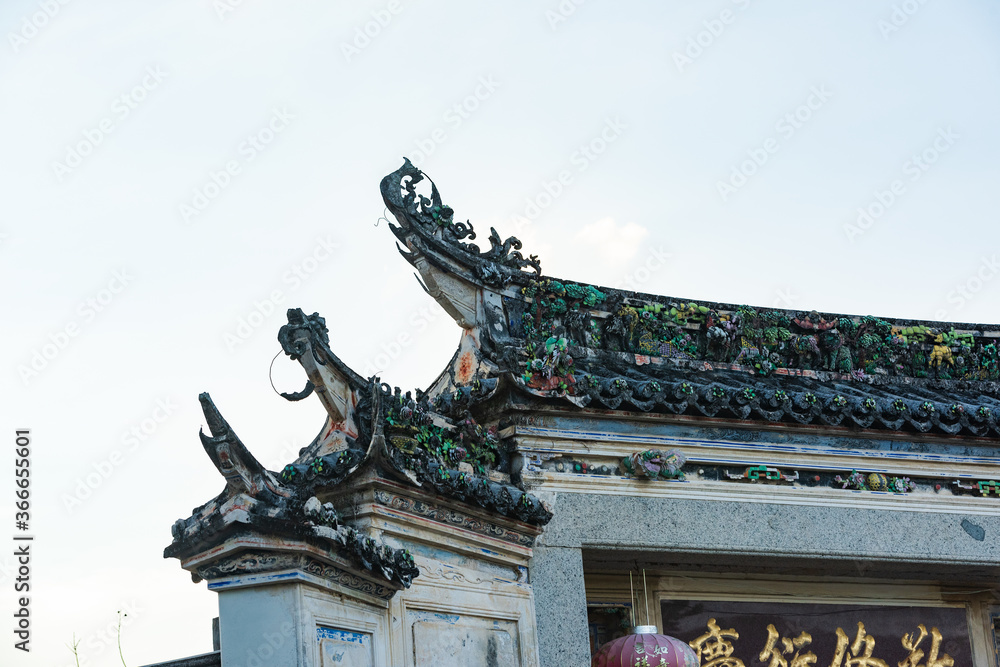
[1, 0, 999, 664]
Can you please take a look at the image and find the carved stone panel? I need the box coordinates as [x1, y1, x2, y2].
[410, 611, 519, 667]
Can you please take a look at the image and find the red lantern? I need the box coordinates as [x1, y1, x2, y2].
[592, 625, 699, 667]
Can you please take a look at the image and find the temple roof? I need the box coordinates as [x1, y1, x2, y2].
[167, 160, 1000, 581]
[379, 158, 1000, 440]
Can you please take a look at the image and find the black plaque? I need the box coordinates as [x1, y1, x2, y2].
[661, 599, 973, 665]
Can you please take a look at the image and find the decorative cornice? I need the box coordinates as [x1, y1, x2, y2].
[373, 489, 538, 548]
[195, 549, 398, 601]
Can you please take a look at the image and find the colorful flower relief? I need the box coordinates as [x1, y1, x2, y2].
[515, 279, 997, 383]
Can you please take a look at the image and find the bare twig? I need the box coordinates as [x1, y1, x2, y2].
[117, 610, 129, 667]
[68, 633, 81, 667]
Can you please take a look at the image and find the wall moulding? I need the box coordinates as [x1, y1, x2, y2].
[512, 425, 1000, 477]
[318, 480, 542, 566]
[181, 534, 404, 606]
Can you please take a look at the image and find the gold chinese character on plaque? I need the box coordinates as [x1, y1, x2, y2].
[688, 618, 745, 667]
[759, 624, 817, 667]
[829, 622, 888, 667]
[899, 624, 954, 667]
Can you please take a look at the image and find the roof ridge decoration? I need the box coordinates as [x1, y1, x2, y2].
[198, 392, 291, 503]
[165, 306, 553, 549]
[167, 394, 419, 588]
[274, 308, 553, 525]
[380, 158, 541, 288]
[380, 159, 1000, 439]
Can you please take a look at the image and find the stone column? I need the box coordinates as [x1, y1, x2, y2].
[529, 544, 591, 666]
[216, 583, 304, 667]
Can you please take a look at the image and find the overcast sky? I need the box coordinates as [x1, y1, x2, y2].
[2, 0, 999, 664]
